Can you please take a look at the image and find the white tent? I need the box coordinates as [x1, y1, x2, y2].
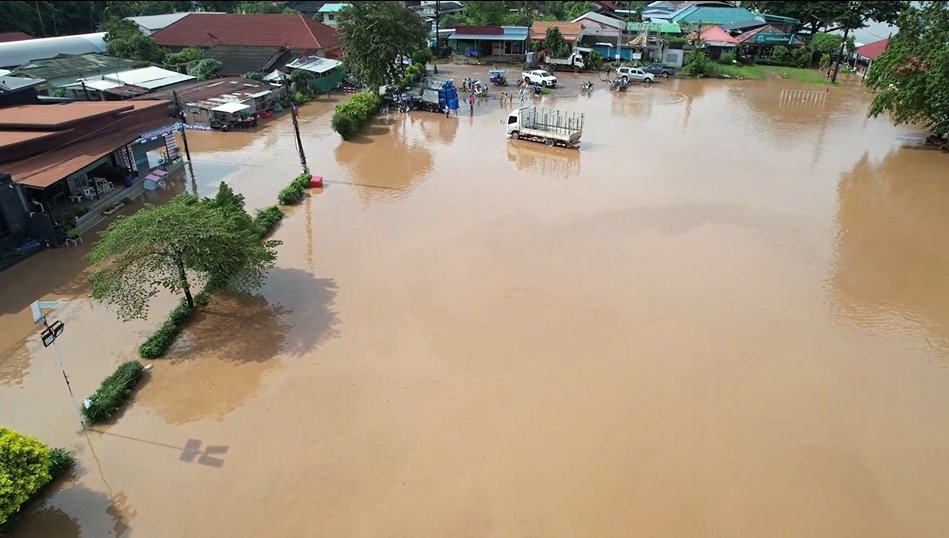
[211, 102, 251, 114]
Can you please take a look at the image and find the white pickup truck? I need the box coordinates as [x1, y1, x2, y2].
[521, 69, 558, 88]
[506, 106, 584, 148]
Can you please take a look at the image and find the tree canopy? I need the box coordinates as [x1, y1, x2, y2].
[89, 189, 279, 320]
[543, 27, 571, 58]
[103, 18, 166, 63]
[0, 428, 51, 525]
[865, 1, 949, 138]
[808, 32, 843, 53]
[336, 1, 428, 88]
[745, 1, 908, 34]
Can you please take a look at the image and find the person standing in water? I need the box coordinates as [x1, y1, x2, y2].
[468, 93, 475, 115]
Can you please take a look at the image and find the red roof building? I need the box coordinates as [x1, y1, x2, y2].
[0, 32, 33, 44]
[530, 21, 584, 44]
[152, 13, 339, 53]
[855, 38, 889, 61]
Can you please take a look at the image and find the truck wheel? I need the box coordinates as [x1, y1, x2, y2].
[573, 65, 580, 73]
[661, 72, 669, 78]
[545, 138, 555, 146]
[510, 131, 519, 139]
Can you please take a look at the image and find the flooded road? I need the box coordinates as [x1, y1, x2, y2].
[2, 66, 949, 537]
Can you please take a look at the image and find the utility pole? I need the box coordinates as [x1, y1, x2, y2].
[434, 0, 440, 74]
[291, 103, 309, 175]
[31, 300, 84, 430]
[171, 91, 193, 163]
[831, 1, 855, 84]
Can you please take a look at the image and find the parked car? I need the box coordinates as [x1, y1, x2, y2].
[615, 66, 655, 84]
[521, 69, 558, 87]
[643, 63, 675, 78]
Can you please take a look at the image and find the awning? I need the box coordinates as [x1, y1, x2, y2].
[210, 102, 251, 114]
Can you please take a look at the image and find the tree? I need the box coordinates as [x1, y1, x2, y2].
[89, 193, 280, 320]
[0, 428, 51, 525]
[461, 1, 508, 25]
[336, 2, 428, 88]
[866, 2, 949, 139]
[745, 1, 907, 35]
[808, 32, 843, 54]
[545, 1, 592, 21]
[103, 18, 166, 63]
[188, 58, 223, 80]
[235, 1, 283, 14]
[542, 27, 571, 58]
[165, 46, 204, 68]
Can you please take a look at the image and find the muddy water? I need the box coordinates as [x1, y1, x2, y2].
[3, 67, 949, 537]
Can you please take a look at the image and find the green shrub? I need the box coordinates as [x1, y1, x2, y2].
[719, 51, 736, 64]
[278, 184, 305, 205]
[331, 111, 359, 140]
[0, 428, 51, 525]
[47, 448, 75, 478]
[138, 292, 208, 358]
[293, 91, 308, 105]
[411, 48, 432, 67]
[540, 86, 551, 95]
[252, 206, 284, 237]
[682, 51, 711, 76]
[291, 173, 311, 190]
[772, 46, 790, 65]
[82, 361, 145, 425]
[791, 47, 810, 67]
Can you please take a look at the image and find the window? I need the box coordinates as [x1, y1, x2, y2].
[504, 41, 523, 55]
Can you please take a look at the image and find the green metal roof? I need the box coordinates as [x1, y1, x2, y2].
[672, 6, 757, 25]
[626, 22, 681, 34]
[761, 13, 800, 25]
[14, 53, 144, 83]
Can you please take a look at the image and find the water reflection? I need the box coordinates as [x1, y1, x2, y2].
[829, 150, 949, 353]
[334, 115, 434, 203]
[9, 506, 81, 537]
[416, 112, 459, 145]
[10, 483, 123, 538]
[505, 140, 581, 179]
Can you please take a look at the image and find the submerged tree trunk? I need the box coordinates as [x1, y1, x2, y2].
[176, 258, 194, 309]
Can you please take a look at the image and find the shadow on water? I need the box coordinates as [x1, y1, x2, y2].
[334, 114, 434, 202]
[8, 483, 132, 538]
[829, 149, 949, 354]
[505, 140, 582, 180]
[135, 271, 339, 424]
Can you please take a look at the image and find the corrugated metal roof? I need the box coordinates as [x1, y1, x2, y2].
[13, 53, 143, 83]
[125, 13, 193, 32]
[67, 66, 196, 91]
[317, 3, 349, 13]
[0, 33, 107, 69]
[673, 6, 757, 25]
[626, 22, 681, 34]
[286, 56, 341, 74]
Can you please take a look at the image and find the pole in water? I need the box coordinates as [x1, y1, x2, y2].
[172, 91, 193, 163]
[291, 104, 309, 175]
[49, 337, 85, 430]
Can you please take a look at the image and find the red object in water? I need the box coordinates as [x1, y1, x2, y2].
[310, 175, 323, 188]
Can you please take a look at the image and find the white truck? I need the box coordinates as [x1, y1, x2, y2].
[506, 106, 584, 148]
[521, 69, 558, 87]
[544, 51, 586, 72]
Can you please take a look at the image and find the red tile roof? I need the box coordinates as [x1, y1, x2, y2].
[855, 38, 889, 61]
[0, 31, 33, 43]
[152, 13, 339, 51]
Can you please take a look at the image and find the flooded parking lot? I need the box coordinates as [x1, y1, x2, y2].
[2, 66, 949, 537]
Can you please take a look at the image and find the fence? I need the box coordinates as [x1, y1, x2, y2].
[779, 89, 827, 107]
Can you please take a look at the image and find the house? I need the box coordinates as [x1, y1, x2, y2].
[317, 3, 349, 27]
[203, 45, 291, 77]
[642, 1, 735, 22]
[140, 77, 281, 129]
[734, 24, 803, 55]
[0, 32, 33, 44]
[854, 38, 889, 62]
[448, 26, 529, 59]
[413, 1, 464, 19]
[530, 21, 585, 48]
[12, 53, 146, 94]
[0, 99, 180, 251]
[286, 55, 345, 93]
[60, 66, 196, 101]
[152, 13, 340, 58]
[0, 32, 107, 69]
[686, 25, 736, 58]
[668, 6, 758, 26]
[572, 11, 625, 39]
[125, 13, 194, 36]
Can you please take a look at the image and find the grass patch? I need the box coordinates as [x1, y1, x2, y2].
[81, 361, 145, 425]
[758, 65, 831, 85]
[709, 63, 765, 80]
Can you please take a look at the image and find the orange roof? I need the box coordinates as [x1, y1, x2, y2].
[530, 21, 583, 42]
[0, 130, 59, 148]
[0, 101, 165, 130]
[855, 38, 889, 60]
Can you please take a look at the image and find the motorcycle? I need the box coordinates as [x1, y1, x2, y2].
[489, 69, 509, 86]
[580, 81, 594, 92]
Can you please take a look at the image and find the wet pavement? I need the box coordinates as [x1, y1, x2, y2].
[2, 65, 949, 537]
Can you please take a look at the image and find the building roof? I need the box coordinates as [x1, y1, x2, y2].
[572, 11, 625, 29]
[142, 76, 274, 111]
[0, 75, 45, 92]
[286, 55, 342, 74]
[733, 24, 799, 45]
[125, 13, 193, 33]
[672, 6, 757, 25]
[721, 19, 767, 32]
[13, 53, 144, 84]
[210, 102, 251, 113]
[855, 38, 889, 61]
[64, 66, 195, 92]
[317, 3, 349, 13]
[687, 25, 737, 45]
[530, 21, 583, 42]
[449, 26, 529, 42]
[286, 1, 328, 14]
[627, 22, 682, 34]
[0, 32, 33, 44]
[204, 45, 287, 76]
[152, 13, 339, 51]
[0, 33, 107, 69]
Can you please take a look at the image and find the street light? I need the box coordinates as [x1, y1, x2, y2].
[31, 300, 85, 430]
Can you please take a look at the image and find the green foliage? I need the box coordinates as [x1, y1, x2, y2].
[103, 18, 166, 63]
[744, 1, 908, 34]
[81, 361, 145, 424]
[293, 91, 308, 105]
[188, 58, 222, 80]
[332, 92, 382, 139]
[411, 48, 433, 67]
[235, 1, 283, 13]
[60, 204, 89, 229]
[718, 51, 736, 65]
[0, 429, 51, 525]
[165, 46, 204, 67]
[278, 173, 312, 205]
[819, 52, 831, 65]
[771, 46, 790, 65]
[866, 1, 949, 137]
[243, 71, 264, 81]
[542, 27, 570, 58]
[337, 2, 428, 87]
[587, 50, 604, 70]
[665, 37, 687, 50]
[462, 1, 508, 25]
[90, 192, 280, 321]
[808, 32, 843, 54]
[544, 1, 592, 21]
[252, 206, 284, 237]
[46, 448, 74, 479]
[790, 47, 810, 68]
[682, 51, 711, 76]
[138, 290, 210, 358]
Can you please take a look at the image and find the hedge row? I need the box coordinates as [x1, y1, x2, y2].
[138, 290, 210, 358]
[331, 92, 382, 140]
[278, 173, 312, 205]
[253, 205, 284, 236]
[81, 361, 146, 425]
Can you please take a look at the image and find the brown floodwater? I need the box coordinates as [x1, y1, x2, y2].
[2, 66, 949, 537]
